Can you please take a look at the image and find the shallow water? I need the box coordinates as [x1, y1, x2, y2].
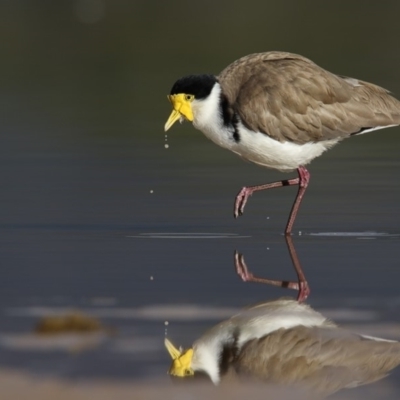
[2, 131, 400, 389]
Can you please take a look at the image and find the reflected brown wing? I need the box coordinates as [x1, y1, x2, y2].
[218, 52, 400, 144]
[235, 325, 400, 396]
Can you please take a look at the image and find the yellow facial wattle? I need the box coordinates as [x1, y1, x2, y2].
[164, 93, 194, 131]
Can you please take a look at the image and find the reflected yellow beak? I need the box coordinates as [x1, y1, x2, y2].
[164, 338, 194, 377]
[164, 94, 194, 132]
[165, 338, 182, 359]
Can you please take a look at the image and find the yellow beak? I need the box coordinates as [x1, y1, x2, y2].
[164, 338, 194, 377]
[164, 338, 182, 359]
[164, 94, 194, 132]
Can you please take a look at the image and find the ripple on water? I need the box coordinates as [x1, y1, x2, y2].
[305, 231, 400, 239]
[127, 232, 251, 239]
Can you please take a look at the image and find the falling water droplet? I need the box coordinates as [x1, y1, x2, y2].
[164, 320, 169, 336]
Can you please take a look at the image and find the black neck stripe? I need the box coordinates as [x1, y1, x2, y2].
[219, 93, 240, 143]
[218, 327, 240, 376]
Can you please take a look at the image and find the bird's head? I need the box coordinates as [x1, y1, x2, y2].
[164, 74, 217, 131]
[164, 338, 195, 378]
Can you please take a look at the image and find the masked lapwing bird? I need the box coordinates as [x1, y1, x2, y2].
[165, 299, 400, 397]
[165, 52, 400, 234]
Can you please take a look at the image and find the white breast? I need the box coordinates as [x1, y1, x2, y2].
[191, 83, 339, 172]
[191, 299, 331, 384]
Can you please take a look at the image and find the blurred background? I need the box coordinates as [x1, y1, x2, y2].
[2, 1, 400, 398]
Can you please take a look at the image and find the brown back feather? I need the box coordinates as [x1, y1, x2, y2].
[234, 325, 400, 396]
[218, 52, 400, 144]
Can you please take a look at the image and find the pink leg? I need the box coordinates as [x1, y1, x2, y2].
[284, 166, 310, 235]
[234, 166, 310, 235]
[284, 234, 310, 302]
[234, 235, 310, 302]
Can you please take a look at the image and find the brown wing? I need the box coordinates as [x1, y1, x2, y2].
[218, 52, 400, 144]
[235, 325, 400, 396]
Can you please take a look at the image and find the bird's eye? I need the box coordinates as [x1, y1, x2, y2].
[185, 94, 193, 101]
[185, 369, 191, 375]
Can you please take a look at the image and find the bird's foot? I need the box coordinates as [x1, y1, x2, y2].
[297, 281, 310, 303]
[234, 251, 253, 282]
[234, 187, 252, 218]
[236, 265, 254, 282]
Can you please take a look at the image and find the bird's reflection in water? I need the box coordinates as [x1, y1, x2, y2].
[236, 235, 310, 302]
[165, 299, 400, 398]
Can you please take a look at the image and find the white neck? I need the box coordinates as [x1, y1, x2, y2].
[191, 83, 235, 150]
[191, 322, 235, 384]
